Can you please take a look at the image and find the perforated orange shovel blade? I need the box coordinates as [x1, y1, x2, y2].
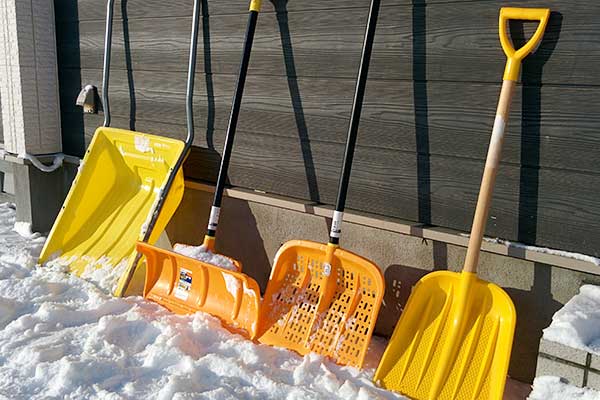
[374, 271, 516, 400]
[258, 240, 384, 368]
[137, 242, 261, 339]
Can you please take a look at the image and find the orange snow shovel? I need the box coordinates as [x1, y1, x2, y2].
[256, 0, 384, 369]
[374, 7, 550, 400]
[137, 0, 263, 339]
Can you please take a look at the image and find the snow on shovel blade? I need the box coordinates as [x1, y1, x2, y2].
[374, 271, 516, 400]
[137, 242, 261, 339]
[39, 128, 186, 295]
[257, 240, 384, 368]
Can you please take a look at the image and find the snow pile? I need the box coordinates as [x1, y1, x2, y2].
[173, 243, 237, 271]
[80, 256, 129, 294]
[13, 221, 34, 238]
[0, 204, 45, 271]
[43, 255, 128, 295]
[543, 285, 600, 353]
[0, 203, 402, 399]
[529, 376, 600, 400]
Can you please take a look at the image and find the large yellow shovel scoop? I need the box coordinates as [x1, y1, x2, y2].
[39, 0, 200, 297]
[374, 8, 550, 400]
[39, 128, 185, 292]
[257, 0, 384, 369]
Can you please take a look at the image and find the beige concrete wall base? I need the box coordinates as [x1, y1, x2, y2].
[165, 181, 600, 384]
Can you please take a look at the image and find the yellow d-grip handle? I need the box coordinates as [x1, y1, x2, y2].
[249, 0, 262, 12]
[499, 7, 550, 81]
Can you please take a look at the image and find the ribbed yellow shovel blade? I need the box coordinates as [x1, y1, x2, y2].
[374, 271, 516, 400]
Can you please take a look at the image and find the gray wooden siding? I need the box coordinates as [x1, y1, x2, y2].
[54, 0, 600, 257]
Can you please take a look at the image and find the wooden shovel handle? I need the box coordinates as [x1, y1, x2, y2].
[463, 80, 515, 274]
[463, 7, 549, 275]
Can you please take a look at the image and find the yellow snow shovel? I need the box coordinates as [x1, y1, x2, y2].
[257, 0, 384, 369]
[374, 7, 550, 400]
[137, 0, 263, 339]
[39, 0, 201, 296]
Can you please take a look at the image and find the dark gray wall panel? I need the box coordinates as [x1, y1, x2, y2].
[54, 0, 600, 256]
[59, 68, 600, 172]
[56, 2, 596, 85]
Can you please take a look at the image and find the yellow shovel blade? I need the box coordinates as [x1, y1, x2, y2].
[374, 271, 516, 400]
[258, 240, 384, 368]
[137, 242, 260, 339]
[39, 127, 186, 296]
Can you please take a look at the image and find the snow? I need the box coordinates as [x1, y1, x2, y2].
[543, 285, 600, 354]
[43, 255, 128, 295]
[0, 203, 403, 399]
[222, 271, 241, 298]
[478, 236, 600, 266]
[13, 221, 33, 238]
[529, 376, 600, 400]
[173, 243, 238, 272]
[532, 286, 600, 398]
[80, 256, 129, 294]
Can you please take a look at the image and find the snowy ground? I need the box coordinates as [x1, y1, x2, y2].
[0, 202, 594, 399]
[0, 203, 402, 399]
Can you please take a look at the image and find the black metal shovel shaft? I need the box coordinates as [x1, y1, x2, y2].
[329, 0, 381, 245]
[116, 0, 201, 295]
[206, 10, 260, 238]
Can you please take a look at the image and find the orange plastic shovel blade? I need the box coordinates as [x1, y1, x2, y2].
[374, 271, 516, 400]
[137, 242, 261, 339]
[258, 240, 384, 368]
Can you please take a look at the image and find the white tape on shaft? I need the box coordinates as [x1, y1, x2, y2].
[208, 206, 221, 230]
[330, 211, 343, 238]
[486, 115, 506, 167]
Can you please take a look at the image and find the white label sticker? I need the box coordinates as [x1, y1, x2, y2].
[322, 263, 332, 277]
[486, 115, 506, 167]
[207, 206, 221, 230]
[174, 268, 192, 301]
[330, 211, 344, 238]
[134, 135, 152, 153]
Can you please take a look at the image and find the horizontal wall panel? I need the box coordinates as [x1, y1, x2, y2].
[56, 7, 407, 80]
[188, 135, 600, 258]
[57, 2, 599, 85]
[60, 68, 600, 173]
[69, 110, 600, 257]
[54, 0, 600, 257]
[55, 0, 375, 23]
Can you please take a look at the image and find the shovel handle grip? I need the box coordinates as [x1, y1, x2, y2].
[249, 0, 261, 12]
[463, 8, 551, 274]
[499, 7, 550, 81]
